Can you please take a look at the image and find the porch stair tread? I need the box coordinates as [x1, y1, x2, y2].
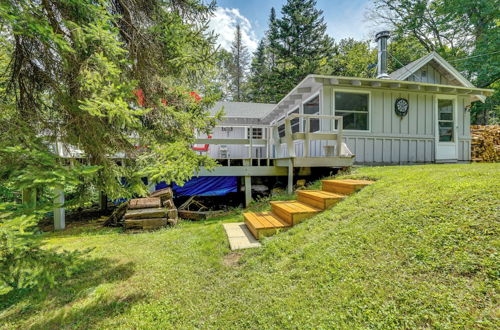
[270, 200, 321, 213]
[244, 212, 291, 240]
[321, 179, 374, 187]
[244, 211, 290, 228]
[296, 190, 345, 200]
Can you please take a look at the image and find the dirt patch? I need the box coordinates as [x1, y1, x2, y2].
[223, 252, 243, 267]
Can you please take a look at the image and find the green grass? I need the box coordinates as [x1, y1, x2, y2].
[1, 164, 499, 328]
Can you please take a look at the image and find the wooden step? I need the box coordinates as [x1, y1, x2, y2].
[296, 190, 345, 210]
[124, 207, 167, 219]
[270, 201, 320, 226]
[321, 179, 373, 195]
[244, 212, 291, 240]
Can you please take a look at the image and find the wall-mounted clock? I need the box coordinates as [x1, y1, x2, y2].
[395, 98, 409, 117]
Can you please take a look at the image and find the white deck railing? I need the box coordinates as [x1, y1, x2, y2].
[195, 114, 350, 160]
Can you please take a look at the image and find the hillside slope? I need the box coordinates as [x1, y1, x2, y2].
[1, 164, 498, 328]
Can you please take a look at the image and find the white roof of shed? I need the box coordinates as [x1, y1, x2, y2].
[210, 101, 275, 119]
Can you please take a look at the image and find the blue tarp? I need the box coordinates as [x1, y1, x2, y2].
[155, 176, 237, 196]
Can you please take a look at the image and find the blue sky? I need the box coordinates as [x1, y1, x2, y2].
[209, 0, 376, 53]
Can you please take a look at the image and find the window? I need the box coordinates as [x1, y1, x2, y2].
[278, 123, 285, 138]
[303, 95, 320, 132]
[334, 92, 369, 130]
[247, 127, 264, 139]
[289, 108, 300, 133]
[438, 99, 454, 142]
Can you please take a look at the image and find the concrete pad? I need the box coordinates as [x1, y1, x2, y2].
[223, 222, 261, 250]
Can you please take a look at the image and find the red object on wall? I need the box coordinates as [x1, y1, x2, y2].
[192, 135, 211, 152]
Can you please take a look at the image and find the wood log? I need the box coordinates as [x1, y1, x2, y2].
[103, 201, 129, 226]
[150, 187, 173, 199]
[124, 218, 169, 229]
[124, 208, 167, 219]
[167, 209, 178, 219]
[163, 198, 175, 209]
[470, 125, 500, 162]
[129, 197, 161, 209]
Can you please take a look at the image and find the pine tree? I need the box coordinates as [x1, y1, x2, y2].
[272, 0, 334, 97]
[248, 40, 268, 102]
[247, 0, 334, 103]
[229, 24, 250, 101]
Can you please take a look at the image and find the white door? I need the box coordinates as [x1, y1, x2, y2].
[435, 96, 458, 161]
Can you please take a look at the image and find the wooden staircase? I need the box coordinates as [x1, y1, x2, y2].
[244, 179, 373, 240]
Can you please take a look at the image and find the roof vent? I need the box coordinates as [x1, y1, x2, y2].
[375, 31, 390, 79]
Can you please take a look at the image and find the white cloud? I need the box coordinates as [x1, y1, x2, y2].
[208, 7, 259, 53]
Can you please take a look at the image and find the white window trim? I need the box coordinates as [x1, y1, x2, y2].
[302, 91, 322, 132]
[435, 94, 458, 145]
[332, 88, 371, 133]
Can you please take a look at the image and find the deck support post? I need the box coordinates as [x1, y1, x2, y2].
[244, 175, 252, 207]
[243, 159, 252, 207]
[287, 159, 294, 195]
[53, 187, 65, 230]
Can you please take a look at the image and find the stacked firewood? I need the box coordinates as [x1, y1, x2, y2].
[104, 188, 178, 229]
[471, 125, 500, 162]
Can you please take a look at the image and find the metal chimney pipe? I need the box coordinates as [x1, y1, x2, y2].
[375, 31, 390, 79]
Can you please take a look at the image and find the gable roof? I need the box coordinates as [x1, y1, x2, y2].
[210, 101, 275, 119]
[389, 51, 474, 88]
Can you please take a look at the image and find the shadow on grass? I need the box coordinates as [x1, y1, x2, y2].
[0, 256, 139, 327]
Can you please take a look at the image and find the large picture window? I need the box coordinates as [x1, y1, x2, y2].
[303, 95, 320, 132]
[334, 92, 369, 130]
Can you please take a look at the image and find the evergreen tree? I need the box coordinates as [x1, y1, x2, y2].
[229, 24, 250, 101]
[0, 0, 221, 290]
[272, 0, 334, 98]
[247, 40, 269, 102]
[247, 0, 334, 103]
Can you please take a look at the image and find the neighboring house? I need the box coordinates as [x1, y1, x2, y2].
[200, 32, 492, 166]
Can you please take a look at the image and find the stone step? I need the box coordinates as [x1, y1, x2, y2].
[270, 200, 321, 226]
[296, 190, 345, 210]
[321, 179, 373, 195]
[243, 211, 291, 240]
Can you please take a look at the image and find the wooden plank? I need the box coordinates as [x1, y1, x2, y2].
[129, 197, 161, 209]
[124, 208, 167, 219]
[150, 188, 173, 199]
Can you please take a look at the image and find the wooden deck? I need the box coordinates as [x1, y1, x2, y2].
[243, 179, 373, 242]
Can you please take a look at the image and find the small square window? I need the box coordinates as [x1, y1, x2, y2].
[248, 127, 264, 139]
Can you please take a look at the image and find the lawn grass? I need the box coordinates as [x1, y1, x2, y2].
[1, 164, 499, 328]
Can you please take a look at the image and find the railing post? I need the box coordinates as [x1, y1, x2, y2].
[285, 118, 295, 157]
[304, 117, 310, 157]
[248, 125, 253, 160]
[272, 125, 281, 158]
[336, 117, 343, 156]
